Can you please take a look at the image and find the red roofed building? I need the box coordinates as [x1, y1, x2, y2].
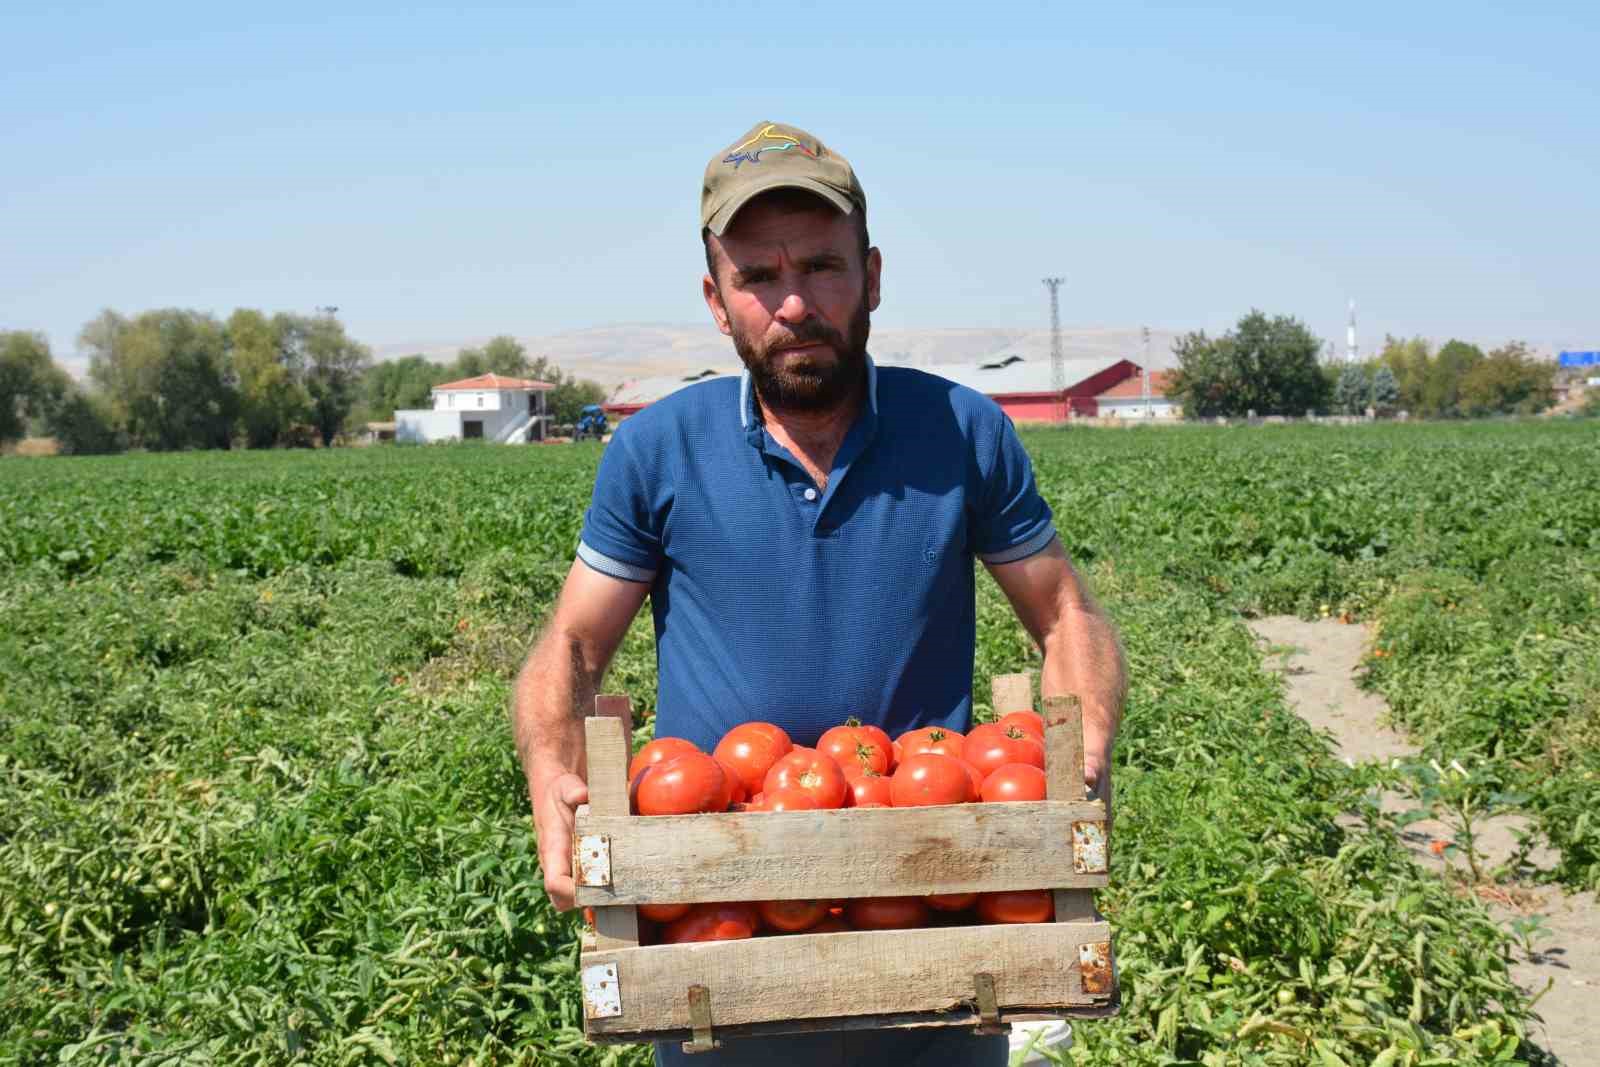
[396, 373, 556, 443]
[1091, 369, 1179, 419]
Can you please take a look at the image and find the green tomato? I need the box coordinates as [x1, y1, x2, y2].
[156, 875, 177, 893]
[1276, 988, 1296, 1007]
[43, 902, 58, 919]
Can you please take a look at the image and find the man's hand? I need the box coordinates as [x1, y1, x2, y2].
[532, 772, 589, 912]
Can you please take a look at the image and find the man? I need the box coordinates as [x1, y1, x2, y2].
[511, 121, 1126, 1067]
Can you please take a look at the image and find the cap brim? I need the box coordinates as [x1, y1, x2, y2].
[705, 176, 856, 237]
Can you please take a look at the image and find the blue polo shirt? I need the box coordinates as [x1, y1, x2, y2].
[576, 357, 1056, 751]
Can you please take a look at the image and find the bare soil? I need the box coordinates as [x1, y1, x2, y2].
[1250, 615, 1599, 1067]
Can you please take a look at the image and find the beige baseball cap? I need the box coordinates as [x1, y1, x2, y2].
[701, 121, 866, 236]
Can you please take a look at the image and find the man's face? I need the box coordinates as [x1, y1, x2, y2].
[702, 195, 881, 414]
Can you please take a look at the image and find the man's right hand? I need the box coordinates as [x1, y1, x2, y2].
[532, 771, 589, 912]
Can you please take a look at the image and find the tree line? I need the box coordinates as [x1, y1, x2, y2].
[1, 312, 606, 454]
[1166, 310, 1561, 419]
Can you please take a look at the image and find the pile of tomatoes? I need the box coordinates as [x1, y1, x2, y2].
[612, 713, 1058, 943]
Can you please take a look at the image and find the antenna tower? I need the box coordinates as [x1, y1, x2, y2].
[1043, 277, 1065, 419]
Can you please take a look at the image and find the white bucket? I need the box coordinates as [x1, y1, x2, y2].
[1009, 1020, 1073, 1065]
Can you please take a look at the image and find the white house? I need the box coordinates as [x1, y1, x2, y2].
[395, 373, 555, 443]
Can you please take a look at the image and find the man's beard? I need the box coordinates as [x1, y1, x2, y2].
[730, 294, 871, 414]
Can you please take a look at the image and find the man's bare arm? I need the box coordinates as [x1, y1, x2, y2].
[984, 537, 1126, 799]
[512, 559, 650, 910]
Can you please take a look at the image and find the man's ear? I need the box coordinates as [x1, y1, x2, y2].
[703, 273, 732, 337]
[865, 246, 883, 313]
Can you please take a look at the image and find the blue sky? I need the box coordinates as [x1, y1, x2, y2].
[3, 0, 1597, 367]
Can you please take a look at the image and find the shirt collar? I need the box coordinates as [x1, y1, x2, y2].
[739, 354, 879, 433]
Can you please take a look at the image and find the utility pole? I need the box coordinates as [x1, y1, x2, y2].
[1141, 325, 1151, 418]
[1043, 277, 1065, 421]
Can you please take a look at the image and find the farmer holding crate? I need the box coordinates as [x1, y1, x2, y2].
[512, 121, 1126, 1065]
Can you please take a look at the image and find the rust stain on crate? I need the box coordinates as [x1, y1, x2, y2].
[1072, 820, 1107, 874]
[1079, 941, 1113, 995]
[575, 834, 612, 887]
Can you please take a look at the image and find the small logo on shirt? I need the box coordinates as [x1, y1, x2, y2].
[923, 547, 941, 564]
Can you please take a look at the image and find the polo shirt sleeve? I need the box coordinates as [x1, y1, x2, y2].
[973, 409, 1057, 565]
[577, 429, 665, 583]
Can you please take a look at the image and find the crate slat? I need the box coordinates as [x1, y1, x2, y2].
[583, 921, 1113, 1042]
[573, 800, 1108, 906]
[584, 707, 640, 950]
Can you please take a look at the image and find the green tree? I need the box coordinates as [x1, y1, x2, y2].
[1331, 363, 1369, 416]
[1371, 367, 1400, 413]
[1419, 340, 1485, 418]
[1168, 310, 1329, 418]
[452, 335, 530, 379]
[548, 377, 609, 426]
[1376, 335, 1432, 412]
[275, 312, 371, 446]
[1459, 342, 1556, 416]
[45, 387, 124, 454]
[228, 309, 308, 448]
[1, 330, 65, 444]
[359, 355, 451, 422]
[83, 309, 236, 449]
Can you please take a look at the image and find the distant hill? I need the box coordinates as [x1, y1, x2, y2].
[370, 323, 1186, 390]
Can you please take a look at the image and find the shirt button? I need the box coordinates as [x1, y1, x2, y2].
[803, 487, 818, 501]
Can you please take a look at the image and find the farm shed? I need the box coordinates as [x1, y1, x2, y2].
[1093, 369, 1179, 419]
[395, 373, 554, 444]
[603, 357, 1160, 424]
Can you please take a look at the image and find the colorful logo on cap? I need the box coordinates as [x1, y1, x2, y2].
[723, 124, 816, 168]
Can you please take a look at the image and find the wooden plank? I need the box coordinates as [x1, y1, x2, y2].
[990, 673, 1034, 716]
[1042, 695, 1086, 803]
[584, 921, 1113, 1040]
[573, 801, 1109, 906]
[584, 711, 639, 950]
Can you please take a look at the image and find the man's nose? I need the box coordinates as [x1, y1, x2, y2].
[774, 288, 812, 324]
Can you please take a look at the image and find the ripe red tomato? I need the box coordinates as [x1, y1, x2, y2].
[713, 723, 793, 797]
[818, 722, 892, 776]
[661, 902, 761, 943]
[633, 752, 728, 815]
[977, 890, 1054, 924]
[997, 710, 1045, 740]
[713, 757, 747, 809]
[627, 737, 699, 785]
[757, 787, 821, 812]
[847, 896, 930, 930]
[961, 760, 984, 802]
[925, 892, 978, 911]
[757, 899, 829, 933]
[845, 770, 894, 807]
[763, 748, 848, 809]
[890, 753, 972, 807]
[980, 763, 1048, 803]
[638, 902, 691, 923]
[808, 915, 852, 933]
[964, 723, 1046, 778]
[896, 726, 965, 761]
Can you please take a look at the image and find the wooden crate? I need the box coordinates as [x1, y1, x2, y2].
[572, 675, 1118, 1052]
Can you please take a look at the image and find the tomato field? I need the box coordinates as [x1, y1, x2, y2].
[3, 419, 1598, 1064]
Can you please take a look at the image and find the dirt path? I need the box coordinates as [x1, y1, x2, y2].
[1250, 616, 1598, 1067]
